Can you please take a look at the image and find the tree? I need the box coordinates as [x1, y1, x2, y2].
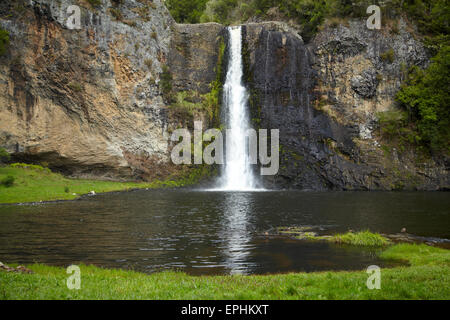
[396, 46, 450, 153]
[166, 0, 209, 23]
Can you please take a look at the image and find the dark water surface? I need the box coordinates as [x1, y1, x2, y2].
[0, 190, 448, 275]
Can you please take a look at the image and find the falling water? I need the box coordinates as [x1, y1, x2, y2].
[220, 26, 256, 191]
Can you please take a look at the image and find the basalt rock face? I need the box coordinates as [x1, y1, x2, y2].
[244, 22, 357, 190]
[244, 20, 449, 190]
[169, 23, 225, 94]
[166, 22, 226, 131]
[0, 0, 176, 180]
[0, 1, 448, 189]
[0, 0, 223, 181]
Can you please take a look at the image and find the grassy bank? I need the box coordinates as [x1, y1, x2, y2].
[0, 244, 449, 299]
[278, 228, 391, 246]
[332, 230, 391, 246]
[0, 164, 205, 204]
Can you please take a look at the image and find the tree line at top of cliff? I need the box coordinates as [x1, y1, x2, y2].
[166, 0, 448, 42]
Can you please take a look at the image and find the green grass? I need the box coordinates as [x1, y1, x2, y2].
[278, 228, 391, 247]
[0, 164, 210, 204]
[380, 243, 450, 266]
[332, 231, 391, 246]
[0, 244, 448, 300]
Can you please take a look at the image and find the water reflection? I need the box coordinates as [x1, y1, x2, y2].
[220, 192, 255, 274]
[0, 190, 448, 275]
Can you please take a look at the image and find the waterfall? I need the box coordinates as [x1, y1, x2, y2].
[219, 26, 257, 191]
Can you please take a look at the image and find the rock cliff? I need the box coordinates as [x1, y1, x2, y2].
[0, 0, 448, 189]
[0, 0, 178, 180]
[243, 20, 448, 190]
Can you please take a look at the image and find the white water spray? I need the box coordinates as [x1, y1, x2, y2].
[220, 26, 257, 191]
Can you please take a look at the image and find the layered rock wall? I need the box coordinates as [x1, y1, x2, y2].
[243, 20, 448, 190]
[0, 0, 224, 181]
[0, 1, 448, 189]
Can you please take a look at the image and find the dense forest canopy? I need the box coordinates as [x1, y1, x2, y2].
[166, 0, 448, 39]
[166, 0, 450, 155]
[165, 0, 209, 24]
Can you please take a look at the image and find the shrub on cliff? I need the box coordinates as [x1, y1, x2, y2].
[400, 0, 450, 36]
[396, 46, 450, 154]
[380, 48, 395, 63]
[0, 148, 10, 163]
[0, 28, 10, 56]
[109, 8, 123, 20]
[160, 65, 173, 101]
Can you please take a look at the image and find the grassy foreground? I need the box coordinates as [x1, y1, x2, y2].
[0, 164, 156, 204]
[0, 164, 210, 204]
[0, 244, 449, 300]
